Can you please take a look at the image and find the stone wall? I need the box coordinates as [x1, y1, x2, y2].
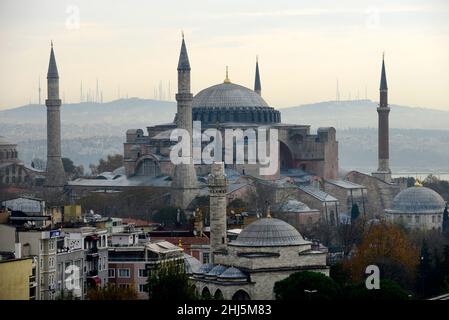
[345, 171, 402, 218]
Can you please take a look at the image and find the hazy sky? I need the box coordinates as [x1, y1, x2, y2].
[1, 0, 448, 111]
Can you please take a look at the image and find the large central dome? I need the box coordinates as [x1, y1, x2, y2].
[193, 82, 269, 109]
[192, 82, 281, 125]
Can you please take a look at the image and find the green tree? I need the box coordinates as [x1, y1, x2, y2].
[152, 206, 187, 227]
[148, 261, 197, 300]
[274, 271, 341, 300]
[344, 279, 411, 300]
[351, 203, 360, 222]
[443, 206, 449, 233]
[62, 157, 84, 179]
[330, 262, 351, 287]
[90, 154, 123, 175]
[62, 157, 76, 174]
[416, 240, 433, 297]
[87, 283, 138, 300]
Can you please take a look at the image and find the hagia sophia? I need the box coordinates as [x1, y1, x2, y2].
[1, 37, 446, 231]
[0, 37, 447, 299]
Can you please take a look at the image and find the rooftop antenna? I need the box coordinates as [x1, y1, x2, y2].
[80, 80, 83, 103]
[159, 80, 163, 100]
[96, 78, 99, 103]
[38, 75, 41, 105]
[168, 81, 171, 101]
[336, 78, 340, 102]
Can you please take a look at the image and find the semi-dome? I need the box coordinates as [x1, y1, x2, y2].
[194, 263, 215, 275]
[206, 264, 227, 277]
[230, 218, 309, 247]
[218, 267, 247, 280]
[192, 82, 281, 125]
[387, 186, 446, 214]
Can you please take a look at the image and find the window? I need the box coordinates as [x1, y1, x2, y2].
[139, 284, 146, 293]
[119, 284, 130, 288]
[202, 252, 210, 264]
[108, 269, 115, 278]
[138, 269, 148, 278]
[415, 215, 420, 223]
[57, 263, 63, 278]
[432, 216, 436, 223]
[118, 268, 130, 278]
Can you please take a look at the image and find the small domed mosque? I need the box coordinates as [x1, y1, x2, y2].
[192, 162, 329, 300]
[385, 180, 446, 231]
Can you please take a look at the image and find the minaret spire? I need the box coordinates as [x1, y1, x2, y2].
[254, 55, 261, 95]
[44, 42, 66, 189]
[177, 36, 190, 71]
[171, 35, 199, 208]
[372, 53, 391, 182]
[380, 52, 387, 91]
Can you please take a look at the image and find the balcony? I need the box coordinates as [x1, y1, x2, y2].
[86, 269, 98, 277]
[86, 247, 99, 261]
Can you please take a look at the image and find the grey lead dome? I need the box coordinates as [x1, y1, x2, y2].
[230, 218, 309, 247]
[193, 82, 269, 109]
[388, 186, 446, 214]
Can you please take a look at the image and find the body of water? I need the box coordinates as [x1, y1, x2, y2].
[392, 172, 449, 181]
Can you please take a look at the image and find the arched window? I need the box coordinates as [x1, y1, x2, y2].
[232, 289, 250, 300]
[214, 289, 224, 300]
[201, 287, 211, 299]
[135, 158, 160, 177]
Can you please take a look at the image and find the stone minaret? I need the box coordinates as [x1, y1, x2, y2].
[44, 42, 66, 188]
[372, 54, 391, 182]
[208, 162, 228, 263]
[254, 56, 261, 96]
[171, 36, 199, 208]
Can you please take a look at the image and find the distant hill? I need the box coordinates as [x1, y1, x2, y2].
[1, 98, 449, 172]
[2, 98, 449, 130]
[0, 98, 176, 126]
[281, 100, 449, 130]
